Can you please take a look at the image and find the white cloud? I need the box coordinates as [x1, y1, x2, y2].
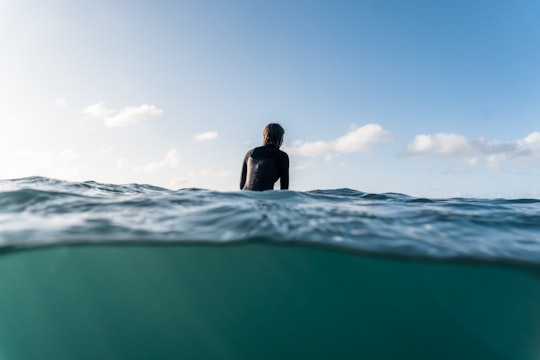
[194, 131, 219, 142]
[487, 154, 506, 168]
[105, 104, 162, 128]
[84, 102, 115, 118]
[55, 97, 68, 108]
[56, 148, 79, 162]
[403, 131, 540, 167]
[518, 132, 540, 151]
[137, 149, 180, 173]
[285, 123, 391, 158]
[84, 102, 163, 127]
[404, 133, 473, 156]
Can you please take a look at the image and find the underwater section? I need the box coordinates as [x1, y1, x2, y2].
[0, 242, 539, 360]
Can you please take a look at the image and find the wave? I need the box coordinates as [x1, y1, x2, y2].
[0, 177, 539, 267]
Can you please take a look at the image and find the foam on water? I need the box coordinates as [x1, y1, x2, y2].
[0, 176, 539, 266]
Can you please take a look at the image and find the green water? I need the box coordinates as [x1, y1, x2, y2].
[0, 243, 539, 360]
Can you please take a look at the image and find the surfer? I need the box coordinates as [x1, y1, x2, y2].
[240, 123, 289, 191]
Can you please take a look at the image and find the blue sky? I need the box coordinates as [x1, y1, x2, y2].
[1, 0, 539, 197]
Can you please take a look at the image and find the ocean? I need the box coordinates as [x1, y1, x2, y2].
[0, 176, 539, 359]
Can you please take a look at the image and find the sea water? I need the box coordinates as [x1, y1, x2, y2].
[0, 176, 539, 359]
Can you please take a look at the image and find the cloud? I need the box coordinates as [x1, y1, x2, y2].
[55, 97, 69, 108]
[136, 149, 180, 173]
[105, 104, 163, 127]
[84, 102, 115, 118]
[404, 133, 473, 156]
[285, 123, 391, 158]
[84, 102, 162, 127]
[194, 131, 219, 142]
[518, 132, 540, 151]
[403, 132, 540, 167]
[55, 148, 80, 162]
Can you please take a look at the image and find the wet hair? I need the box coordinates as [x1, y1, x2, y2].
[263, 123, 285, 148]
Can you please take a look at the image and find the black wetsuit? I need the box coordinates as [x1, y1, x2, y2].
[240, 145, 289, 191]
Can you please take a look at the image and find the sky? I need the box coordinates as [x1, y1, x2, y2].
[1, 0, 539, 197]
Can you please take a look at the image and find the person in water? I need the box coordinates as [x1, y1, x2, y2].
[240, 123, 289, 191]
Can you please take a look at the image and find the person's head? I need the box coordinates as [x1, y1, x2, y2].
[263, 123, 285, 148]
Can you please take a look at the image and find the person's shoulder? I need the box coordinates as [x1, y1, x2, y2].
[277, 149, 289, 160]
[249, 146, 265, 156]
[244, 147, 255, 159]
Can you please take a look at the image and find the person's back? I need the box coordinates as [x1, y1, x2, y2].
[240, 124, 289, 191]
